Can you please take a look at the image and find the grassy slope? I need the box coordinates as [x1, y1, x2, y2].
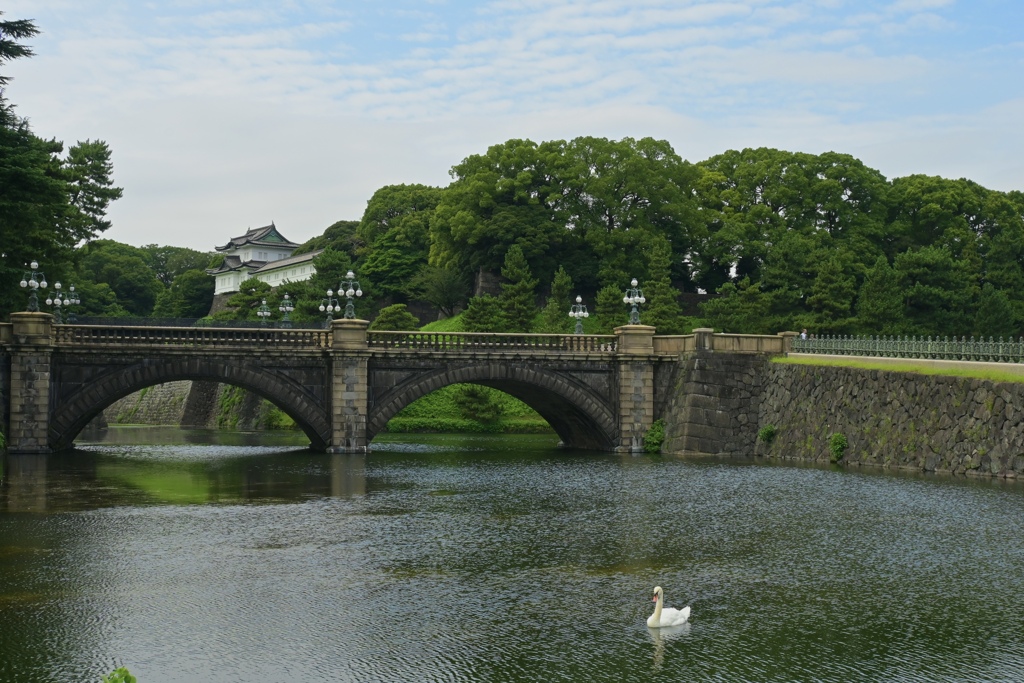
[774, 355, 1024, 384]
[387, 312, 552, 433]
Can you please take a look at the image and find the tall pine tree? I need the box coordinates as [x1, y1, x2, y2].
[640, 235, 685, 334]
[499, 245, 538, 332]
[537, 265, 574, 333]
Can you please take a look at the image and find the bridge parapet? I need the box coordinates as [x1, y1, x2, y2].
[53, 324, 332, 349]
[367, 330, 618, 353]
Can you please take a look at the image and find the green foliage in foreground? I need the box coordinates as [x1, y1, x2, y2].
[773, 355, 1024, 384]
[829, 432, 848, 463]
[420, 312, 467, 332]
[758, 424, 777, 445]
[386, 384, 551, 434]
[643, 419, 665, 453]
[101, 666, 136, 683]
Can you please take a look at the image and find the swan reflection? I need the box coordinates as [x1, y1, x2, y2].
[648, 621, 691, 672]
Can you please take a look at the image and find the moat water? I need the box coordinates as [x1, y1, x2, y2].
[1, 428, 1023, 682]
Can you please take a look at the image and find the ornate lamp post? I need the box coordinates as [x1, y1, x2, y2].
[339, 270, 363, 319]
[278, 293, 294, 329]
[320, 289, 339, 323]
[569, 295, 589, 334]
[45, 281, 70, 324]
[256, 298, 272, 327]
[623, 278, 646, 324]
[19, 260, 48, 312]
[66, 285, 81, 323]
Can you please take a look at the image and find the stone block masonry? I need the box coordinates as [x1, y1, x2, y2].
[755, 363, 1024, 477]
[660, 351, 767, 457]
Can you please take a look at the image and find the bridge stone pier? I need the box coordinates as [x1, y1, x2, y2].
[4, 315, 776, 455]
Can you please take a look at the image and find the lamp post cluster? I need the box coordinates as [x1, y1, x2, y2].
[339, 270, 363, 319]
[565, 277, 644, 333]
[569, 295, 589, 334]
[623, 278, 646, 324]
[256, 299, 272, 326]
[45, 282, 73, 324]
[320, 289, 340, 322]
[321, 270, 363, 324]
[19, 261, 47, 312]
[18, 260, 80, 323]
[279, 293, 294, 328]
[253, 292, 295, 327]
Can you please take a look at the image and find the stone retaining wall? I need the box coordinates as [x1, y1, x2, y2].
[658, 354, 1024, 478]
[754, 363, 1024, 477]
[660, 351, 767, 457]
[105, 381, 192, 425]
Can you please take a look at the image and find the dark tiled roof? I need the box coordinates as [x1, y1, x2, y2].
[215, 222, 301, 252]
[205, 254, 266, 276]
[251, 249, 323, 274]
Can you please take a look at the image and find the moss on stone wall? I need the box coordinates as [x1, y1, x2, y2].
[755, 364, 1024, 477]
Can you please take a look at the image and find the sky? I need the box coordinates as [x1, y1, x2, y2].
[4, 0, 1023, 252]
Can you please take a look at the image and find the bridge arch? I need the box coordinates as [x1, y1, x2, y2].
[49, 358, 331, 451]
[367, 363, 618, 450]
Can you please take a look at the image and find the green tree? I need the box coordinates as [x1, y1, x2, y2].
[153, 269, 214, 318]
[854, 255, 904, 334]
[410, 265, 469, 319]
[369, 303, 420, 331]
[62, 139, 123, 237]
[499, 244, 538, 332]
[216, 277, 272, 321]
[461, 295, 507, 332]
[537, 265, 574, 333]
[357, 184, 441, 301]
[141, 244, 212, 286]
[893, 245, 976, 336]
[560, 136, 701, 290]
[699, 277, 773, 334]
[429, 138, 569, 283]
[292, 219, 360, 258]
[75, 240, 163, 316]
[806, 253, 858, 334]
[639, 236, 684, 334]
[594, 284, 626, 334]
[973, 283, 1019, 339]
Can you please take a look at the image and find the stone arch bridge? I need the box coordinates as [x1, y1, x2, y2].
[0, 314, 790, 454]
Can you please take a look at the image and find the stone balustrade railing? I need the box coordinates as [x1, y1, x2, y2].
[52, 324, 333, 349]
[367, 330, 618, 353]
[652, 331, 788, 355]
[792, 334, 1024, 363]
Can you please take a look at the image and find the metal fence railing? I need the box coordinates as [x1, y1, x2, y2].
[792, 334, 1024, 363]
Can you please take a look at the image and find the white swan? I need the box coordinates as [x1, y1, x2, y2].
[647, 586, 690, 628]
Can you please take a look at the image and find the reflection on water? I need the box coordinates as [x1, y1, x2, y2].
[2, 449, 367, 512]
[2, 428, 1024, 683]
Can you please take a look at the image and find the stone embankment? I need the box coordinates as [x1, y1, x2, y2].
[756, 363, 1024, 477]
[660, 352, 1024, 478]
[103, 381, 281, 430]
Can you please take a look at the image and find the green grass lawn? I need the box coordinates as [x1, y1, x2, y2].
[775, 354, 1024, 384]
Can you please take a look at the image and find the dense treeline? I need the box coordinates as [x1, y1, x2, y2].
[4, 15, 1024, 338]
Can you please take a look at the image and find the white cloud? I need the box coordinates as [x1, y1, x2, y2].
[4, 0, 1020, 252]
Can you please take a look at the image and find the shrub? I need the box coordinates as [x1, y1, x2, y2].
[369, 303, 420, 331]
[452, 385, 503, 422]
[643, 419, 665, 453]
[758, 424, 777, 445]
[829, 432, 848, 463]
[102, 668, 136, 683]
